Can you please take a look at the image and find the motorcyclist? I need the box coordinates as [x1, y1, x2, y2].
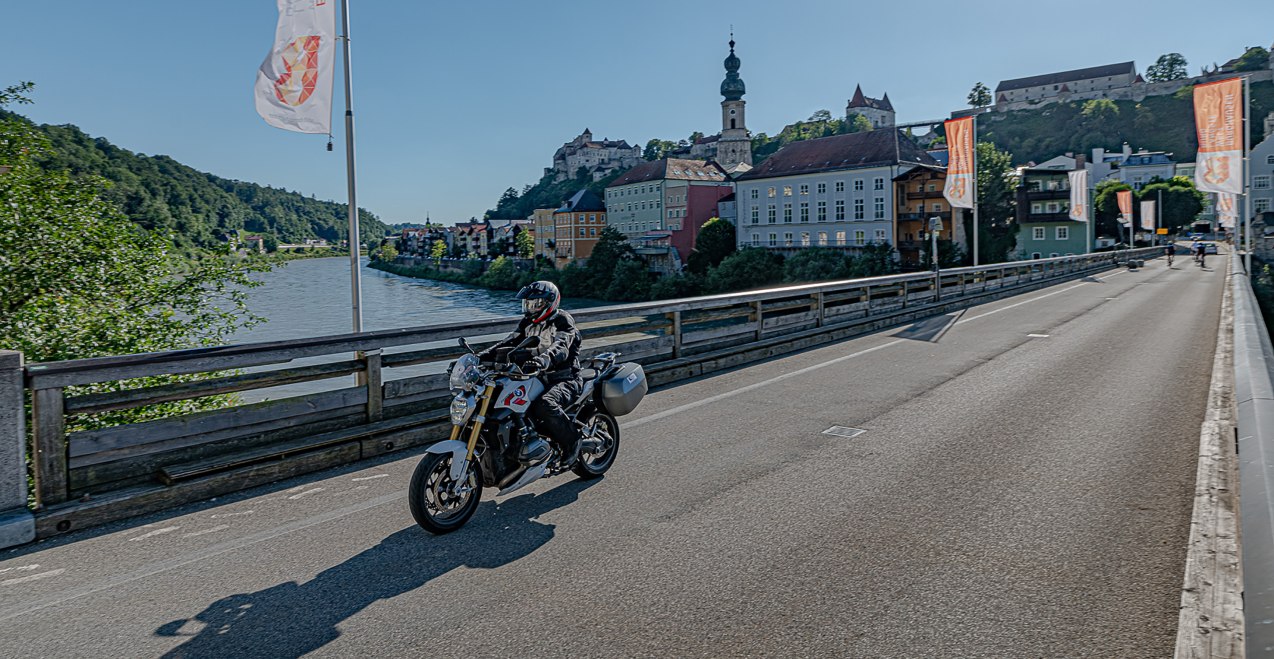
[479, 281, 585, 467]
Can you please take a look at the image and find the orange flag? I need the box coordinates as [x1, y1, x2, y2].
[1117, 190, 1133, 225]
[1193, 77, 1243, 194]
[943, 117, 975, 209]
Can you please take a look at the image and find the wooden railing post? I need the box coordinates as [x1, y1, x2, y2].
[671, 311, 683, 359]
[813, 292, 824, 328]
[0, 351, 34, 547]
[31, 386, 68, 507]
[362, 349, 383, 423]
[753, 301, 764, 340]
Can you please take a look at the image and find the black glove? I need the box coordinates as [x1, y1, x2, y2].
[509, 348, 533, 365]
[527, 355, 549, 372]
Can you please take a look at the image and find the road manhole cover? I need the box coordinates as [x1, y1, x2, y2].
[822, 426, 867, 439]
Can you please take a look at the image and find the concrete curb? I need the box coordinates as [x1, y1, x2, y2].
[0, 508, 35, 549]
[1174, 253, 1244, 658]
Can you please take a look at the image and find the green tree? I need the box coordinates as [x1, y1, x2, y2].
[650, 273, 704, 300]
[643, 139, 678, 161]
[846, 115, 874, 133]
[0, 88, 267, 428]
[1234, 46, 1270, 72]
[1146, 53, 1189, 82]
[478, 256, 520, 290]
[968, 82, 992, 107]
[370, 241, 398, 262]
[605, 259, 653, 301]
[1080, 98, 1120, 122]
[429, 239, 447, 262]
[919, 240, 966, 269]
[783, 248, 850, 283]
[514, 230, 533, 258]
[847, 243, 899, 277]
[261, 233, 279, 253]
[1094, 179, 1134, 239]
[579, 226, 636, 297]
[706, 248, 784, 293]
[1139, 176, 1204, 231]
[686, 217, 737, 274]
[973, 141, 1014, 230]
[808, 109, 833, 122]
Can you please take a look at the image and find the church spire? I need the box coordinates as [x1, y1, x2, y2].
[720, 35, 745, 101]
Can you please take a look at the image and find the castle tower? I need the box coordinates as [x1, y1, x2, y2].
[716, 36, 752, 172]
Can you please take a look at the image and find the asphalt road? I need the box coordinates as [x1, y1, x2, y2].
[0, 252, 1227, 658]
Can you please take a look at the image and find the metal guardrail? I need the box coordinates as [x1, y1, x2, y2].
[1231, 253, 1274, 655]
[17, 247, 1160, 535]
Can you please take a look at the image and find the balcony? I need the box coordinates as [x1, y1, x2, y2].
[905, 190, 946, 201]
[897, 211, 952, 222]
[1023, 212, 1072, 222]
[1024, 189, 1069, 201]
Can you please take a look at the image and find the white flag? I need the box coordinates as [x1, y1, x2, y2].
[255, 0, 336, 134]
[1140, 200, 1156, 231]
[1068, 169, 1088, 222]
[1217, 192, 1237, 229]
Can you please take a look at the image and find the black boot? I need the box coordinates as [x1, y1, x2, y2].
[559, 436, 582, 469]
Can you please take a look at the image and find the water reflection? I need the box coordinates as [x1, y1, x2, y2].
[234, 257, 520, 344]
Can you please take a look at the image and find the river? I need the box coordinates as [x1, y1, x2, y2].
[233, 256, 521, 344]
[231, 258, 566, 401]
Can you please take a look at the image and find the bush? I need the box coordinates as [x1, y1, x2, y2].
[848, 243, 899, 277]
[650, 273, 705, 300]
[604, 259, 653, 301]
[783, 248, 851, 283]
[706, 248, 784, 293]
[478, 256, 520, 289]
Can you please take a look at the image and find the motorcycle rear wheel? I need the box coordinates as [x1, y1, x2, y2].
[409, 452, 482, 534]
[573, 411, 619, 479]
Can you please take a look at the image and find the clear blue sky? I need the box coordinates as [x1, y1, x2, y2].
[3, 1, 1271, 226]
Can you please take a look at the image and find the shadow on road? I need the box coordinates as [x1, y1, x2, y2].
[891, 310, 963, 343]
[154, 478, 599, 658]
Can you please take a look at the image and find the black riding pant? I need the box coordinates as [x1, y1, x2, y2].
[530, 376, 583, 451]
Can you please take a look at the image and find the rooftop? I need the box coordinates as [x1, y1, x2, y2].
[737, 130, 939, 181]
[606, 158, 729, 187]
[995, 62, 1136, 93]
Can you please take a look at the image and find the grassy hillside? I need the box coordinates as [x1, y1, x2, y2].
[978, 80, 1273, 164]
[4, 111, 386, 250]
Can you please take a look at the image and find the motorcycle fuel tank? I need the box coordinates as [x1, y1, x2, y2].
[493, 377, 545, 414]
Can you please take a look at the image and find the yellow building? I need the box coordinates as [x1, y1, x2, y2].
[553, 189, 607, 267]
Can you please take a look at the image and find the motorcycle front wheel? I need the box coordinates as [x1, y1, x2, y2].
[574, 410, 620, 479]
[409, 451, 482, 534]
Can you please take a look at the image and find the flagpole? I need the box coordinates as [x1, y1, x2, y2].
[972, 114, 980, 266]
[1157, 188, 1162, 246]
[340, 0, 364, 333]
[1244, 75, 1252, 273]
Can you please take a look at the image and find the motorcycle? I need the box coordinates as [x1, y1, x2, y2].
[408, 337, 648, 534]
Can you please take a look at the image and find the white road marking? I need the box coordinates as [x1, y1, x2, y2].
[0, 565, 40, 575]
[1, 569, 65, 586]
[955, 270, 1127, 326]
[286, 488, 325, 500]
[0, 491, 404, 622]
[129, 527, 179, 542]
[210, 510, 254, 519]
[182, 525, 230, 539]
[351, 474, 388, 482]
[628, 267, 1134, 430]
[1028, 334, 1050, 338]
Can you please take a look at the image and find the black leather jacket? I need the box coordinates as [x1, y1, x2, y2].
[482, 310, 581, 382]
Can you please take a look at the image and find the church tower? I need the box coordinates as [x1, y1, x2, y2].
[716, 36, 752, 172]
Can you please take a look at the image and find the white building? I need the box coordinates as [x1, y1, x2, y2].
[994, 62, 1138, 106]
[548, 129, 642, 182]
[734, 129, 939, 251]
[845, 85, 894, 128]
[1253, 129, 1274, 218]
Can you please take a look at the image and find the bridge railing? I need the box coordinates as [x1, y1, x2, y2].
[19, 248, 1160, 536]
[1230, 253, 1274, 654]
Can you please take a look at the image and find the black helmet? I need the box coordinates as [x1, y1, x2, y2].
[515, 280, 560, 324]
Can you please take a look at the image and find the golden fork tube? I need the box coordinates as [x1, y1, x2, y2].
[465, 385, 495, 460]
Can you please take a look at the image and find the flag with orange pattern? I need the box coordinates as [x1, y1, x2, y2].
[255, 0, 336, 134]
[1193, 78, 1243, 194]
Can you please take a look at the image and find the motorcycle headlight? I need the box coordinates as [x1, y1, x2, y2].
[449, 394, 476, 426]
[449, 353, 481, 392]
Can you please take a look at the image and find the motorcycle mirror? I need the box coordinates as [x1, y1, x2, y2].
[458, 337, 474, 354]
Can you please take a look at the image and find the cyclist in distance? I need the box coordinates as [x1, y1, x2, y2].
[1165, 241, 1175, 267]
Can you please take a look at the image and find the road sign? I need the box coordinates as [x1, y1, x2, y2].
[929, 217, 944, 232]
[1156, 228, 1168, 235]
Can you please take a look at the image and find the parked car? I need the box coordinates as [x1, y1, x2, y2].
[1203, 243, 1218, 255]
